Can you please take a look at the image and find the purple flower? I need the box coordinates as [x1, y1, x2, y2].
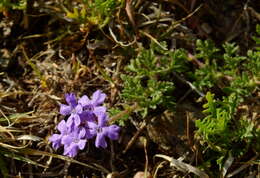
[50, 90, 121, 157]
[62, 128, 87, 157]
[88, 113, 120, 148]
[78, 90, 107, 121]
[60, 93, 83, 128]
[49, 120, 69, 150]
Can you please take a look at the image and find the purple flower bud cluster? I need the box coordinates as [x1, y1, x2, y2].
[49, 90, 120, 157]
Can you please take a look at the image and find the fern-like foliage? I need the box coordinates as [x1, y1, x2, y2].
[193, 39, 221, 90]
[195, 39, 220, 63]
[195, 92, 258, 158]
[195, 92, 238, 152]
[194, 25, 260, 172]
[193, 34, 259, 99]
[121, 42, 188, 117]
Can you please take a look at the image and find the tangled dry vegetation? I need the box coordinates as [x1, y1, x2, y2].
[0, 0, 259, 177]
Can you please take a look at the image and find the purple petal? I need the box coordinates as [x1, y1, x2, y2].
[97, 112, 108, 127]
[91, 90, 106, 106]
[57, 120, 67, 134]
[49, 134, 62, 142]
[87, 122, 98, 136]
[78, 128, 86, 138]
[95, 132, 107, 148]
[74, 114, 81, 126]
[49, 134, 62, 149]
[75, 104, 83, 114]
[65, 93, 77, 107]
[77, 139, 87, 150]
[103, 125, 120, 140]
[87, 121, 98, 129]
[78, 95, 90, 107]
[64, 143, 78, 157]
[66, 115, 74, 129]
[95, 106, 106, 113]
[62, 135, 73, 145]
[52, 142, 61, 150]
[60, 104, 72, 115]
[94, 106, 106, 115]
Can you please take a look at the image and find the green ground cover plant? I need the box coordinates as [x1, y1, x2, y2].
[120, 42, 188, 117]
[192, 25, 260, 175]
[116, 25, 260, 176]
[193, 39, 259, 98]
[63, 0, 120, 27]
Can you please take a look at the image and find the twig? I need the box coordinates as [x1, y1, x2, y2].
[139, 30, 168, 50]
[109, 103, 139, 124]
[172, 72, 205, 98]
[123, 120, 146, 154]
[144, 138, 149, 178]
[248, 7, 260, 21]
[160, 4, 203, 39]
[155, 154, 209, 178]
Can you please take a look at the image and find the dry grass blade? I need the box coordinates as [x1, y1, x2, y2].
[139, 30, 168, 50]
[18, 148, 110, 174]
[0, 111, 34, 123]
[160, 3, 203, 39]
[155, 154, 209, 178]
[0, 91, 32, 99]
[153, 161, 166, 178]
[0, 125, 18, 137]
[0, 148, 48, 168]
[125, 0, 136, 30]
[0, 109, 10, 126]
[226, 155, 258, 178]
[16, 135, 42, 141]
[221, 154, 234, 177]
[0, 142, 29, 149]
[109, 25, 136, 47]
[143, 137, 149, 178]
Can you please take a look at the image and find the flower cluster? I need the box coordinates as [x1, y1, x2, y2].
[49, 90, 120, 157]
